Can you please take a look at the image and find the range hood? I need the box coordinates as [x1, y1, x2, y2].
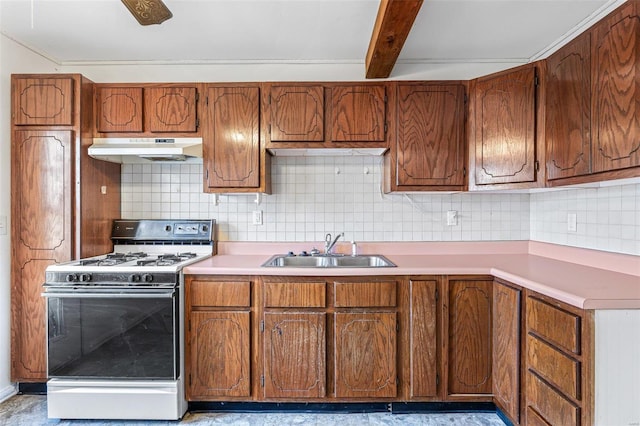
[88, 138, 203, 163]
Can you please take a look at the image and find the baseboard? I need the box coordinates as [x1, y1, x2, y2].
[0, 384, 18, 404]
[189, 401, 499, 414]
[17, 382, 47, 395]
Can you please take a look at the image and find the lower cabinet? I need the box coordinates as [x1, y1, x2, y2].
[445, 277, 493, 398]
[262, 279, 327, 399]
[184, 273, 595, 424]
[524, 290, 593, 426]
[492, 280, 522, 424]
[185, 277, 252, 400]
[334, 311, 397, 398]
[333, 279, 398, 399]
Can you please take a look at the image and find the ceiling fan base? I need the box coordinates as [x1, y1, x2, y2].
[121, 0, 173, 26]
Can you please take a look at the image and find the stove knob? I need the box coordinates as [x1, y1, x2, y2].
[129, 274, 141, 283]
[79, 273, 92, 282]
[142, 274, 154, 283]
[165, 225, 172, 232]
[66, 274, 78, 282]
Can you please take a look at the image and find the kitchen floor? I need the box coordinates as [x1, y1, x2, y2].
[0, 395, 507, 425]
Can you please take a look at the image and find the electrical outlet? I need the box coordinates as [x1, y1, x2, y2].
[0, 215, 6, 235]
[252, 210, 263, 225]
[567, 213, 577, 232]
[446, 210, 458, 226]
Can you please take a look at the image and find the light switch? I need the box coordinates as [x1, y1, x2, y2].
[446, 210, 458, 226]
[0, 215, 6, 235]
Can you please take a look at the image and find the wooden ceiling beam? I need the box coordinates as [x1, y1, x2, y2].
[365, 0, 424, 79]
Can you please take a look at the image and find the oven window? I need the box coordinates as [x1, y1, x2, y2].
[46, 292, 178, 380]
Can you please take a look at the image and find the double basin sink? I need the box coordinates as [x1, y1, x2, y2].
[262, 254, 396, 268]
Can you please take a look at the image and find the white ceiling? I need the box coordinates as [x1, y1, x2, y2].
[0, 0, 626, 76]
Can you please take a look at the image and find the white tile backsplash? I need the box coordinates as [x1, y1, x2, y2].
[121, 157, 639, 255]
[530, 183, 640, 256]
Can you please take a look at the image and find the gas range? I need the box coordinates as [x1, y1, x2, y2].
[45, 219, 215, 287]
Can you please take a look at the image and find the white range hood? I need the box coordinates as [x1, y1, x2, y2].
[88, 138, 203, 163]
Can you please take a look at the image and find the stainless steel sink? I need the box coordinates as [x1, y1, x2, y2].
[261, 254, 396, 268]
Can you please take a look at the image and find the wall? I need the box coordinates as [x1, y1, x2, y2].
[120, 159, 640, 257]
[121, 157, 530, 242]
[0, 34, 60, 400]
[531, 183, 640, 256]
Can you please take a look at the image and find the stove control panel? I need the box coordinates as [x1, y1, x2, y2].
[111, 219, 214, 243]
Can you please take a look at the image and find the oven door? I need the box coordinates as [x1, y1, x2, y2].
[43, 287, 179, 380]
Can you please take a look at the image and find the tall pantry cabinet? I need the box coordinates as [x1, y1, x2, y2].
[10, 74, 121, 381]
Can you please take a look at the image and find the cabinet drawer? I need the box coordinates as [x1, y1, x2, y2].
[264, 281, 326, 308]
[527, 334, 580, 400]
[334, 281, 396, 307]
[527, 297, 581, 354]
[526, 372, 579, 426]
[190, 280, 251, 307]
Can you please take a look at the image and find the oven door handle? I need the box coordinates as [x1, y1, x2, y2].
[42, 291, 175, 299]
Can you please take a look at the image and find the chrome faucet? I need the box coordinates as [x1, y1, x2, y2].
[324, 232, 344, 255]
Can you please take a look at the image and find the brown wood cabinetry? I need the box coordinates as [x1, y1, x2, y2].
[545, 32, 592, 182]
[145, 87, 198, 133]
[267, 85, 324, 142]
[185, 278, 252, 399]
[10, 74, 120, 382]
[13, 77, 74, 126]
[408, 278, 439, 398]
[444, 277, 492, 398]
[386, 82, 466, 192]
[96, 87, 143, 133]
[95, 84, 199, 136]
[591, 0, 640, 174]
[470, 64, 540, 189]
[263, 312, 326, 398]
[492, 280, 522, 424]
[331, 85, 387, 142]
[524, 291, 593, 426]
[262, 279, 326, 399]
[203, 85, 271, 193]
[333, 280, 398, 399]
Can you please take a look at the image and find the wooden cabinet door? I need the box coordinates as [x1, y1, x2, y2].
[473, 66, 537, 185]
[492, 281, 521, 424]
[269, 85, 324, 142]
[545, 33, 592, 180]
[591, 1, 640, 173]
[396, 83, 465, 188]
[96, 87, 143, 133]
[205, 86, 261, 189]
[334, 312, 397, 398]
[331, 85, 386, 142]
[263, 312, 326, 398]
[409, 279, 439, 398]
[145, 87, 198, 132]
[446, 279, 492, 395]
[11, 130, 73, 380]
[13, 77, 74, 126]
[188, 311, 250, 398]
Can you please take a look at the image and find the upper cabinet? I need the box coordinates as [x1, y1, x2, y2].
[96, 87, 143, 133]
[591, 0, 640, 174]
[545, 32, 592, 181]
[203, 84, 271, 193]
[264, 83, 389, 149]
[95, 84, 199, 136]
[385, 82, 466, 192]
[145, 87, 198, 133]
[13, 77, 74, 126]
[268, 85, 324, 142]
[331, 85, 386, 142]
[469, 64, 540, 189]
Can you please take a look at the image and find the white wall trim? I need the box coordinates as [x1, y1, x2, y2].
[0, 384, 17, 404]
